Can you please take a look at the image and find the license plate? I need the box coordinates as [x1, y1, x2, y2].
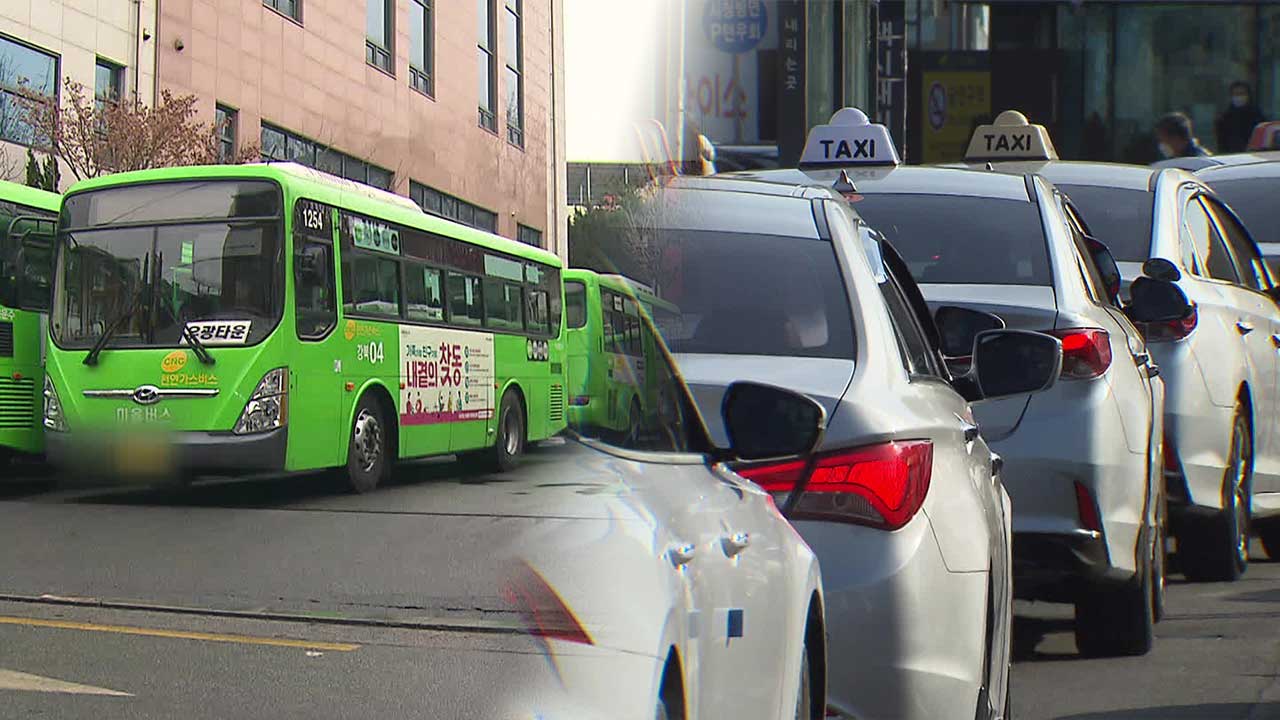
[114, 436, 174, 477]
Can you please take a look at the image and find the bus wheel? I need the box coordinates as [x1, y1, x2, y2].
[625, 400, 643, 446]
[346, 395, 389, 493]
[491, 390, 526, 472]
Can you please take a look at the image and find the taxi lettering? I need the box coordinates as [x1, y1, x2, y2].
[819, 138, 876, 160]
[983, 133, 1032, 153]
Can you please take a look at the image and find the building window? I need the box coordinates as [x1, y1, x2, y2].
[261, 122, 393, 190]
[503, 0, 524, 147]
[366, 0, 393, 74]
[517, 224, 542, 248]
[410, 0, 434, 97]
[477, 0, 497, 131]
[410, 180, 497, 233]
[0, 35, 58, 146]
[263, 0, 301, 22]
[215, 104, 237, 162]
[94, 58, 124, 109]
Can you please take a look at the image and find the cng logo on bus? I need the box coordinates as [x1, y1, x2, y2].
[161, 350, 189, 373]
[356, 340, 385, 365]
[343, 319, 357, 341]
[0, 308, 13, 321]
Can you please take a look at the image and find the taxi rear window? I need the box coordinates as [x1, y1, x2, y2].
[651, 230, 855, 360]
[1055, 185, 1155, 262]
[1204, 178, 1279, 246]
[850, 194, 1052, 286]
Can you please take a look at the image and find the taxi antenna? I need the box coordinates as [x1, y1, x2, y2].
[833, 169, 857, 193]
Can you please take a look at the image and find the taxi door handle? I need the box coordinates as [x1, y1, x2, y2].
[991, 453, 1004, 480]
[721, 532, 750, 558]
[960, 421, 981, 443]
[667, 543, 697, 567]
[1237, 321, 1255, 335]
[1132, 351, 1150, 367]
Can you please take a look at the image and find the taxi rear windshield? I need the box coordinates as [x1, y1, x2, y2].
[650, 230, 855, 360]
[1055, 185, 1155, 262]
[1204, 178, 1278, 246]
[850, 194, 1052, 286]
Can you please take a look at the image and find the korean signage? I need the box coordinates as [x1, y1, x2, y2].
[399, 325, 495, 425]
[343, 214, 400, 255]
[920, 70, 991, 164]
[776, 0, 806, 164]
[875, 1, 908, 157]
[702, 0, 768, 54]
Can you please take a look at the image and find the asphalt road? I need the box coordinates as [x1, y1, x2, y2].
[4, 464, 1280, 719]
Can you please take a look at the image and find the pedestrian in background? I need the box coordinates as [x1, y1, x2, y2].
[1215, 81, 1266, 154]
[1155, 112, 1210, 159]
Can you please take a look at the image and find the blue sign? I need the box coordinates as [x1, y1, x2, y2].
[703, 0, 767, 54]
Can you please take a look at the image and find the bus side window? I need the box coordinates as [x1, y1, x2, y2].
[564, 281, 587, 329]
[294, 235, 335, 339]
[483, 278, 524, 331]
[405, 263, 445, 322]
[448, 272, 484, 326]
[525, 289, 550, 336]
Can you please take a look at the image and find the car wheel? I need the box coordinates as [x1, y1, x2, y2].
[1259, 522, 1280, 560]
[1181, 410, 1251, 582]
[1074, 549, 1154, 657]
[465, 389, 525, 473]
[346, 394, 389, 494]
[794, 640, 812, 720]
[1152, 508, 1167, 623]
[625, 399, 643, 446]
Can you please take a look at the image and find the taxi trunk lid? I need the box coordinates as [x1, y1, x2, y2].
[920, 283, 1059, 440]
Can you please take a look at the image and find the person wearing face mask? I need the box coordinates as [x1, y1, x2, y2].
[1154, 112, 1210, 159]
[1215, 81, 1266, 154]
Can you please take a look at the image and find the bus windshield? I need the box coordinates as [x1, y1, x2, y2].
[53, 181, 284, 349]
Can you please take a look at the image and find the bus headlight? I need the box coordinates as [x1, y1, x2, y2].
[234, 367, 288, 435]
[43, 376, 67, 432]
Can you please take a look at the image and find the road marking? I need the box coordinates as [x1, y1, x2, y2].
[0, 616, 359, 652]
[0, 669, 132, 696]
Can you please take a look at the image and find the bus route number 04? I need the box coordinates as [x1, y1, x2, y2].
[356, 340, 385, 365]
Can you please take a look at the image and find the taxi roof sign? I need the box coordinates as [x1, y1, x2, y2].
[964, 110, 1058, 162]
[800, 107, 901, 167]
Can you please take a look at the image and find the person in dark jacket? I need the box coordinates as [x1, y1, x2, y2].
[1155, 112, 1210, 158]
[1215, 81, 1266, 154]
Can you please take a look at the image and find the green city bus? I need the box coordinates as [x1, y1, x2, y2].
[0, 179, 60, 465]
[563, 269, 679, 439]
[40, 163, 565, 491]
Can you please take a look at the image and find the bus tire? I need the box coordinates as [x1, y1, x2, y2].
[346, 394, 390, 494]
[490, 389, 526, 473]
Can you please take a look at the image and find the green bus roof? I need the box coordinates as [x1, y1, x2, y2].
[61, 162, 562, 267]
[0, 178, 61, 213]
[564, 267, 677, 311]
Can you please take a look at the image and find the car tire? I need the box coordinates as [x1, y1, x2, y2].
[466, 389, 525, 473]
[1259, 522, 1280, 560]
[1152, 511, 1167, 622]
[625, 399, 643, 446]
[794, 640, 812, 720]
[1180, 411, 1251, 582]
[1074, 551, 1154, 657]
[346, 394, 390, 494]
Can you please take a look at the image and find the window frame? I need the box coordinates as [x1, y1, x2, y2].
[260, 122, 392, 190]
[409, 0, 435, 97]
[215, 104, 238, 163]
[1182, 193, 1240, 284]
[263, 0, 303, 23]
[517, 223, 542, 248]
[879, 271, 944, 380]
[0, 34, 59, 148]
[1202, 195, 1273, 292]
[94, 57, 124, 107]
[366, 0, 394, 75]
[477, 0, 498, 132]
[293, 232, 337, 341]
[502, 0, 524, 148]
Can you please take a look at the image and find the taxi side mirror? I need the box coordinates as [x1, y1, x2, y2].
[1084, 236, 1123, 302]
[1142, 257, 1181, 282]
[721, 381, 826, 461]
[968, 330, 1062, 401]
[1126, 276, 1193, 324]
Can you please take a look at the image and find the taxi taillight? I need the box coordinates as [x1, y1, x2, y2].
[735, 441, 933, 531]
[1047, 328, 1111, 379]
